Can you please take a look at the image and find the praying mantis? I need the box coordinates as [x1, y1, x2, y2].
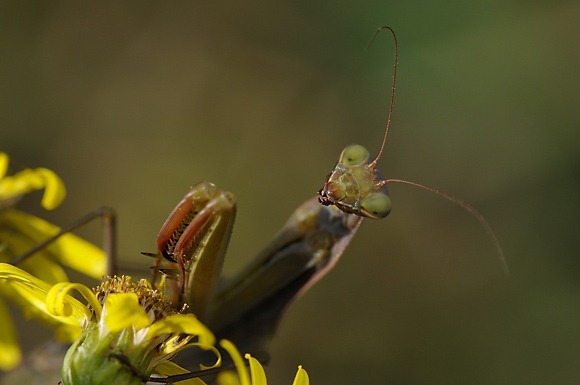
[146, 26, 506, 377]
[4, 26, 506, 384]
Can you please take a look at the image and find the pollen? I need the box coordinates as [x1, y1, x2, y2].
[94, 276, 175, 322]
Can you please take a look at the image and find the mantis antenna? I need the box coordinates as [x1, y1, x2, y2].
[319, 26, 509, 274]
[368, 26, 398, 168]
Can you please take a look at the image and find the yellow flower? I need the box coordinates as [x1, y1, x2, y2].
[0, 265, 213, 384]
[60, 278, 217, 385]
[0, 152, 107, 370]
[0, 264, 309, 385]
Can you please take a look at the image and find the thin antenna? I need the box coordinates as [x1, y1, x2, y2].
[367, 26, 398, 168]
[385, 178, 509, 275]
[321, 27, 508, 274]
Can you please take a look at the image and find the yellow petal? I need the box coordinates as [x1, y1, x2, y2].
[46, 282, 99, 319]
[196, 344, 221, 370]
[52, 232, 107, 279]
[0, 217, 70, 284]
[103, 292, 149, 332]
[291, 366, 309, 385]
[0, 298, 22, 370]
[1, 283, 82, 338]
[245, 354, 267, 385]
[147, 314, 215, 347]
[217, 371, 240, 385]
[0, 168, 66, 210]
[19, 258, 69, 286]
[0, 262, 53, 295]
[154, 361, 208, 385]
[0, 153, 8, 180]
[0, 263, 84, 340]
[0, 210, 107, 279]
[34, 168, 66, 210]
[220, 340, 250, 385]
[55, 323, 83, 343]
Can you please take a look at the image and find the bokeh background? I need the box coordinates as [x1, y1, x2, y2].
[1, 1, 578, 384]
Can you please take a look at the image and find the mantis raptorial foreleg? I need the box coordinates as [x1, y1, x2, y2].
[151, 183, 362, 358]
[149, 181, 235, 318]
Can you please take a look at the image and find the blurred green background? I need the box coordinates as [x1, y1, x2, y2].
[1, 1, 578, 384]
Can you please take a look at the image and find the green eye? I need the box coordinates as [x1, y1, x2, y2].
[339, 144, 370, 167]
[361, 193, 392, 219]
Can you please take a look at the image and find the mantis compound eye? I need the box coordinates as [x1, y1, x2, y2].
[360, 192, 391, 219]
[339, 144, 370, 167]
